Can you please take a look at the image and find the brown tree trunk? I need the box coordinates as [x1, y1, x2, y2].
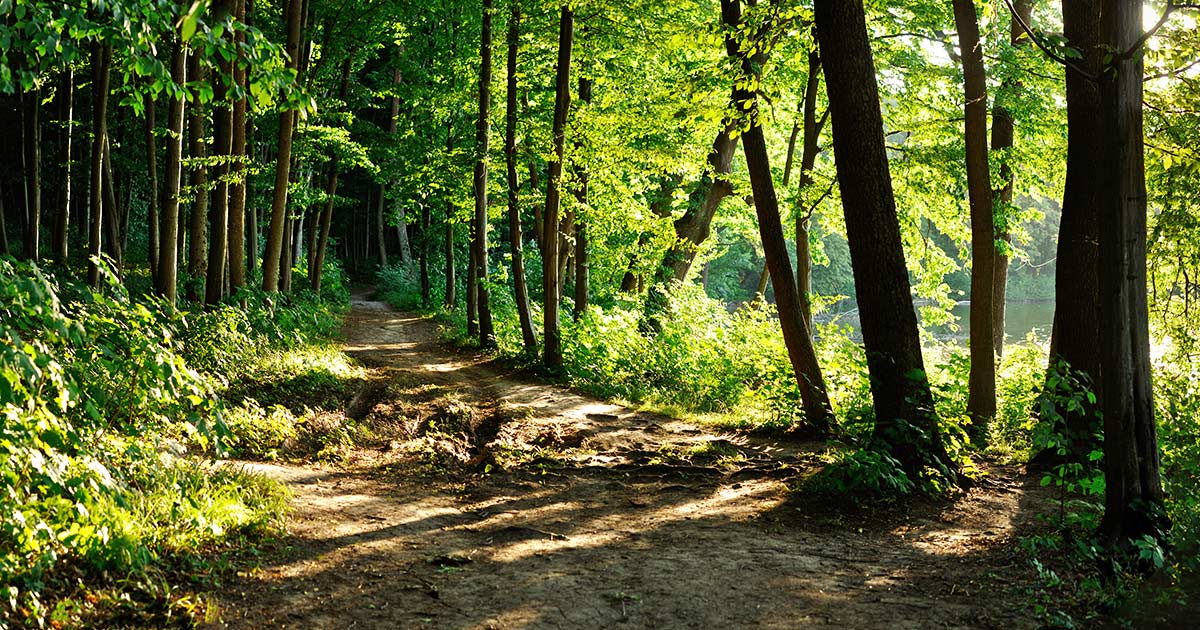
[22, 87, 42, 261]
[813, 0, 953, 476]
[228, 0, 249, 294]
[506, 2, 538, 352]
[53, 69, 74, 263]
[186, 52, 209, 302]
[206, 1, 235, 306]
[989, 0, 1032, 358]
[157, 40, 187, 310]
[1096, 0, 1167, 545]
[543, 5, 573, 371]
[572, 76, 592, 320]
[722, 0, 832, 434]
[87, 43, 112, 288]
[312, 58, 352, 293]
[954, 0, 997, 437]
[102, 136, 122, 269]
[145, 93, 160, 282]
[420, 201, 431, 304]
[794, 45, 826, 336]
[472, 0, 495, 345]
[388, 67, 409, 264]
[262, 0, 303, 292]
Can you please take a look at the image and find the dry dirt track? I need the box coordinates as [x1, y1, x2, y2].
[207, 295, 1047, 629]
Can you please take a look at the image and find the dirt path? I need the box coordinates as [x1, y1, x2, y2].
[208, 296, 1047, 629]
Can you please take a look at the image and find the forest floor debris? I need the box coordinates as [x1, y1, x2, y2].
[205, 295, 1055, 629]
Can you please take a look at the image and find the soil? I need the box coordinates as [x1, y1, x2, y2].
[205, 294, 1054, 629]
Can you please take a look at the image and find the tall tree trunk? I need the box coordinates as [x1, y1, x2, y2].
[420, 201, 431, 304]
[53, 69, 74, 263]
[102, 136, 123, 269]
[543, 5, 573, 370]
[157, 40, 187, 310]
[443, 118, 457, 309]
[388, 67, 410, 264]
[1096, 0, 1167, 545]
[722, 0, 832, 434]
[989, 0, 1032, 358]
[572, 76, 592, 320]
[262, 0, 303, 292]
[0, 184, 8, 256]
[472, 0, 495, 345]
[954, 0, 997, 437]
[794, 45, 826, 335]
[87, 44, 112, 287]
[186, 53, 209, 302]
[206, 2, 235, 306]
[145, 94, 160, 282]
[312, 58, 352, 293]
[506, 1, 538, 352]
[1045, 0, 1103, 463]
[813, 0, 953, 476]
[376, 182, 389, 268]
[22, 87, 41, 261]
[228, 0, 249, 294]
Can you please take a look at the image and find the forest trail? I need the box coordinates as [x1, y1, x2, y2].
[208, 294, 1046, 629]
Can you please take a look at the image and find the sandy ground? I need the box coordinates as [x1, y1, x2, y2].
[206, 295, 1049, 629]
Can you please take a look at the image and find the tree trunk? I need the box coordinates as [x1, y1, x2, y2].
[506, 1, 538, 352]
[312, 58, 352, 293]
[87, 43, 112, 288]
[207, 2, 235, 306]
[102, 136, 123, 269]
[22, 87, 41, 261]
[794, 45, 826, 336]
[0, 184, 8, 256]
[572, 76, 592, 320]
[813, 0, 953, 476]
[953, 0, 997, 437]
[376, 182, 389, 268]
[543, 5, 573, 371]
[420, 201, 431, 304]
[186, 52, 209, 302]
[157, 39, 187, 310]
[444, 203, 457, 308]
[53, 69, 74, 263]
[228, 0, 249, 294]
[1045, 0, 1103, 463]
[1096, 0, 1167, 545]
[145, 93, 160, 283]
[472, 0, 495, 345]
[989, 0, 1032, 358]
[722, 0, 832, 434]
[262, 0, 303, 292]
[388, 67, 410, 264]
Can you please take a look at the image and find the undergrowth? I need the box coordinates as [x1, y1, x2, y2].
[1, 257, 350, 627]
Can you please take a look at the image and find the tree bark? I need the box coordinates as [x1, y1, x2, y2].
[22, 87, 41, 261]
[87, 43, 112, 287]
[813, 0, 953, 476]
[53, 69, 74, 263]
[145, 93, 160, 283]
[989, 0, 1032, 358]
[311, 58, 353, 293]
[186, 52, 209, 302]
[420, 201, 431, 304]
[722, 0, 832, 434]
[228, 0, 249, 294]
[206, 1, 235, 306]
[389, 67, 410, 264]
[572, 75, 592, 320]
[543, 5, 573, 371]
[262, 0, 303, 292]
[157, 40, 187, 310]
[794, 45, 826, 335]
[472, 0, 496, 345]
[953, 0, 997, 436]
[1096, 0, 1167, 545]
[506, 1, 538, 353]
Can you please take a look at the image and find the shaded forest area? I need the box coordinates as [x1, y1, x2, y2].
[3, 0, 1200, 627]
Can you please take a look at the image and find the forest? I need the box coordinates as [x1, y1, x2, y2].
[2, 0, 1199, 627]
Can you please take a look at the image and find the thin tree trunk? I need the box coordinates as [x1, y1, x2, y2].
[262, 0, 303, 292]
[312, 58, 352, 293]
[157, 40, 187, 310]
[989, 0, 1033, 358]
[813, 0, 953, 476]
[377, 182, 389, 268]
[722, 0, 832, 434]
[572, 76, 592, 320]
[543, 5, 573, 370]
[186, 52, 209, 302]
[145, 94, 160, 282]
[0, 184, 7, 256]
[228, 0, 249, 294]
[22, 87, 42, 261]
[53, 69, 74, 262]
[794, 45, 826, 335]
[87, 44, 112, 287]
[506, 1, 537, 352]
[102, 136, 123, 269]
[207, 1, 235, 306]
[420, 201, 431, 304]
[472, 0, 495, 345]
[388, 67, 409, 264]
[954, 0, 997, 436]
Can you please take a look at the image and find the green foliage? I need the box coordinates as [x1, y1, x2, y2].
[803, 448, 916, 503]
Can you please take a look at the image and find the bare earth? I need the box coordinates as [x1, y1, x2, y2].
[207, 295, 1049, 629]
